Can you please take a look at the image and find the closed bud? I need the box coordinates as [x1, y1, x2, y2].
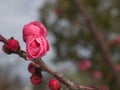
[92, 70, 103, 80]
[7, 39, 20, 52]
[49, 78, 61, 90]
[28, 62, 39, 74]
[30, 74, 42, 85]
[2, 44, 12, 54]
[78, 59, 92, 71]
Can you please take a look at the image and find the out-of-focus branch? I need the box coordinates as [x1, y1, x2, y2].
[0, 34, 99, 90]
[74, 0, 120, 89]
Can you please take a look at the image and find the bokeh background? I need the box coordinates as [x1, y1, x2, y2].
[0, 0, 120, 90]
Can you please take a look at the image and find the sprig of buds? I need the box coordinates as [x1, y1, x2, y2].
[0, 21, 99, 90]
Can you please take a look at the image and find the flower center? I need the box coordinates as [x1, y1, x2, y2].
[30, 40, 40, 56]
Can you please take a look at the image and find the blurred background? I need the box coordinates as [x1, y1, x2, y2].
[0, 0, 120, 90]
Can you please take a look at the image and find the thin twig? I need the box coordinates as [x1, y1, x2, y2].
[0, 34, 8, 43]
[74, 0, 120, 89]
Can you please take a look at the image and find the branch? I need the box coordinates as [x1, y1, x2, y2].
[74, 0, 120, 89]
[0, 34, 8, 43]
[0, 35, 99, 90]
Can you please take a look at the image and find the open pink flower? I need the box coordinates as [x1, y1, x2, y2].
[26, 36, 49, 60]
[23, 21, 47, 42]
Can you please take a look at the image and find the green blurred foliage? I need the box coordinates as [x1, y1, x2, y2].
[37, 0, 120, 90]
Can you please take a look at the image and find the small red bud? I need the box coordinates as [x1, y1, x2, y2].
[2, 44, 12, 54]
[92, 70, 103, 80]
[30, 74, 42, 85]
[100, 85, 110, 90]
[55, 7, 62, 14]
[7, 39, 20, 52]
[78, 59, 92, 71]
[49, 79, 61, 90]
[109, 36, 120, 46]
[28, 62, 39, 74]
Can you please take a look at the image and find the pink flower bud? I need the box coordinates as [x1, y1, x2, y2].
[100, 85, 109, 90]
[92, 70, 103, 80]
[49, 79, 61, 90]
[30, 74, 42, 85]
[78, 59, 92, 71]
[28, 62, 39, 74]
[26, 36, 49, 60]
[115, 64, 120, 71]
[2, 44, 12, 54]
[23, 21, 47, 42]
[7, 39, 20, 52]
[110, 36, 120, 46]
[55, 7, 62, 14]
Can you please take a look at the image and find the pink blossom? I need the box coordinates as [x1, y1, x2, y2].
[55, 7, 62, 14]
[23, 21, 47, 42]
[100, 85, 110, 90]
[110, 36, 120, 46]
[26, 36, 49, 60]
[92, 70, 103, 80]
[78, 59, 92, 71]
[115, 64, 120, 71]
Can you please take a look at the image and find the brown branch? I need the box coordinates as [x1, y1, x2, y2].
[74, 0, 120, 89]
[0, 34, 99, 90]
[0, 34, 8, 43]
